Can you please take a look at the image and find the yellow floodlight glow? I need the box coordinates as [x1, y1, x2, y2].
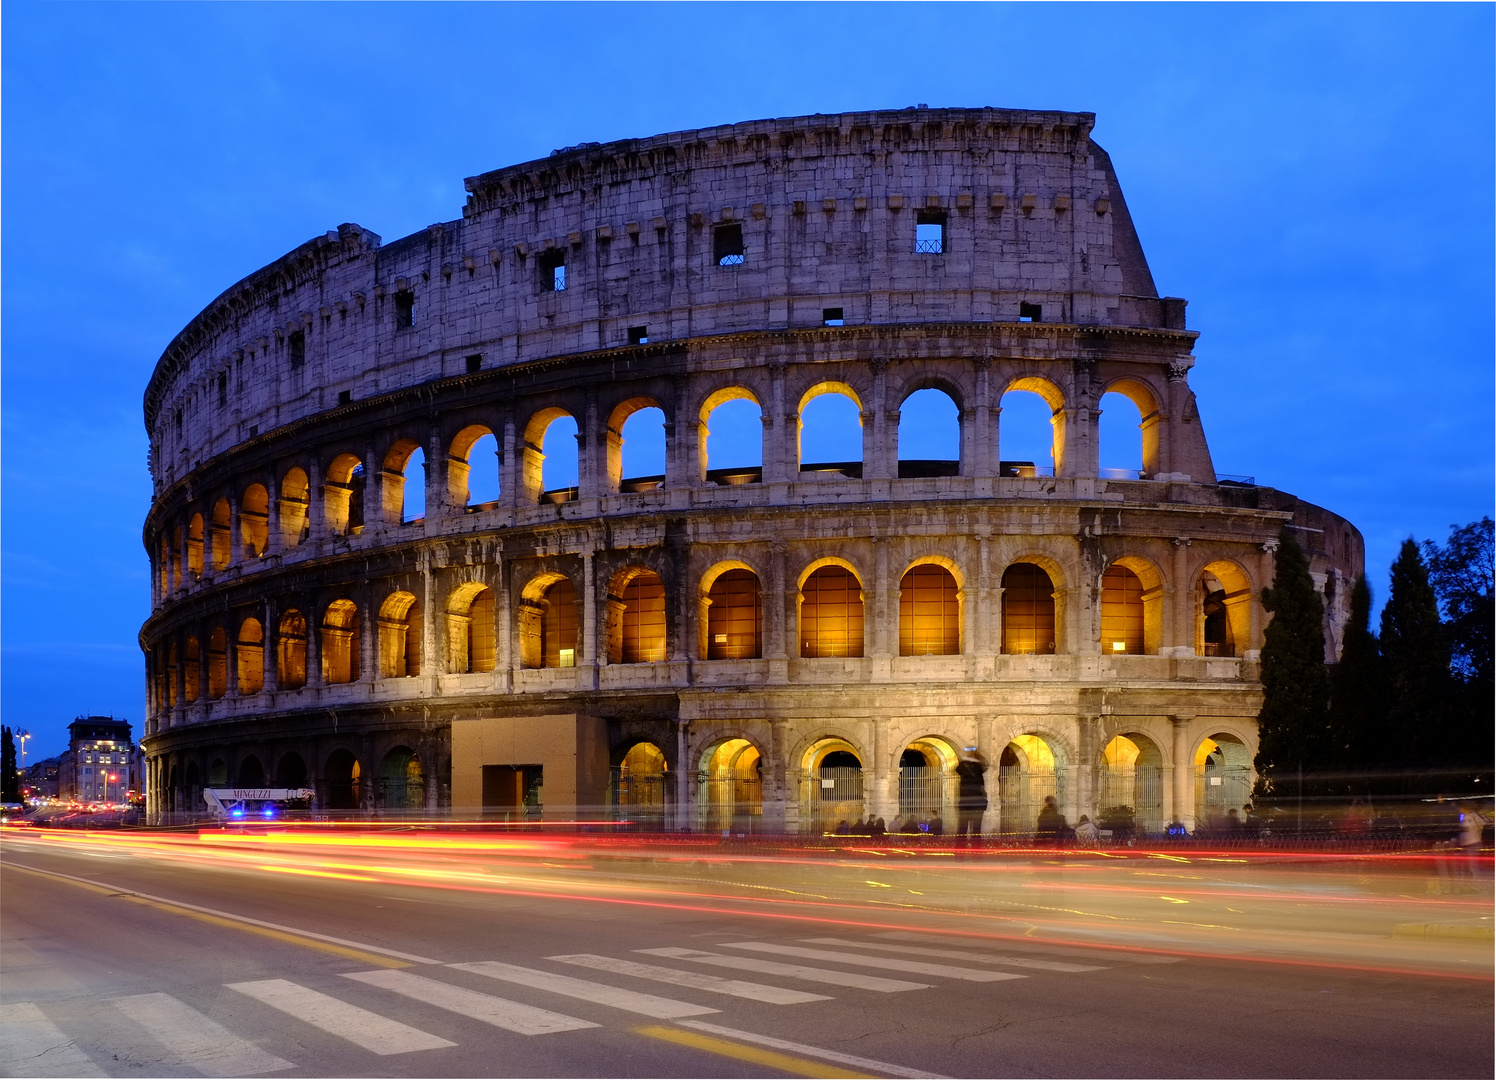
[1111, 640, 1126, 652]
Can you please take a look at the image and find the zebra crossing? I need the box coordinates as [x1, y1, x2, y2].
[4, 933, 1158, 1076]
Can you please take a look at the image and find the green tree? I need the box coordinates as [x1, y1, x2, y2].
[1326, 576, 1383, 771]
[1255, 528, 1329, 794]
[1, 727, 18, 803]
[1380, 539, 1449, 766]
[1421, 517, 1494, 773]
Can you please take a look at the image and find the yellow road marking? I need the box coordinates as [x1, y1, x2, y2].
[5, 862, 408, 968]
[635, 1025, 877, 1078]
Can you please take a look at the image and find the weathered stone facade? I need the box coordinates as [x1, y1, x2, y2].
[140, 108, 1363, 833]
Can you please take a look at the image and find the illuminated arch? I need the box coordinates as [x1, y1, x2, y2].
[606, 396, 667, 493]
[381, 438, 424, 524]
[797, 559, 865, 659]
[378, 590, 421, 678]
[235, 616, 264, 694]
[447, 424, 498, 508]
[446, 581, 494, 674]
[606, 565, 667, 664]
[323, 453, 364, 536]
[279, 467, 310, 548]
[320, 599, 361, 684]
[1197, 558, 1254, 658]
[519, 571, 579, 669]
[700, 561, 763, 660]
[1102, 555, 1165, 655]
[898, 557, 963, 656]
[276, 609, 307, 690]
[697, 386, 764, 482]
[239, 483, 269, 558]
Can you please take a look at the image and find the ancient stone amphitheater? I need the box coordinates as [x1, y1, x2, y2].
[141, 108, 1362, 833]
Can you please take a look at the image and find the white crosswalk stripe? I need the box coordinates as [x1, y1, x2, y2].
[0, 1002, 106, 1078]
[718, 941, 1027, 982]
[343, 969, 598, 1035]
[449, 960, 719, 1019]
[875, 930, 1183, 964]
[110, 992, 293, 1075]
[226, 978, 456, 1055]
[801, 937, 1104, 973]
[638, 946, 929, 992]
[548, 953, 832, 1004]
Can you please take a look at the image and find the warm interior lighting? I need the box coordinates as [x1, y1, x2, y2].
[1112, 640, 1126, 652]
[558, 648, 575, 668]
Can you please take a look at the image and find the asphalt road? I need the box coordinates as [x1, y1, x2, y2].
[2, 828, 1491, 1079]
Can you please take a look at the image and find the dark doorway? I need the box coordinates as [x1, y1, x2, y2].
[483, 765, 543, 820]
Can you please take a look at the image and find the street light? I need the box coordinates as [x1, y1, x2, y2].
[16, 730, 29, 766]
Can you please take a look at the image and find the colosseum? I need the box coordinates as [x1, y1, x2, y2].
[140, 107, 1363, 835]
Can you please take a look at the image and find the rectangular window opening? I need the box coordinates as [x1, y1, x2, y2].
[394, 291, 415, 329]
[465, 354, 482, 374]
[1019, 302, 1042, 323]
[289, 330, 306, 369]
[539, 250, 567, 291]
[915, 211, 946, 255]
[822, 308, 844, 327]
[627, 325, 649, 345]
[337, 390, 352, 406]
[216, 374, 227, 408]
[713, 223, 745, 266]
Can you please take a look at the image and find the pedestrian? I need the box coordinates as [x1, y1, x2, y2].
[872, 816, 887, 838]
[902, 815, 921, 835]
[1074, 814, 1100, 847]
[891, 814, 906, 834]
[1461, 807, 1487, 860]
[1035, 795, 1065, 845]
[955, 750, 988, 841]
[927, 811, 944, 836]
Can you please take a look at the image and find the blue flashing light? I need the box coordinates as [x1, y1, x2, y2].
[262, 806, 275, 818]
[230, 808, 245, 819]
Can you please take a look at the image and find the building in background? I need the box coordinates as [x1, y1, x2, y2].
[60, 716, 140, 805]
[24, 756, 61, 800]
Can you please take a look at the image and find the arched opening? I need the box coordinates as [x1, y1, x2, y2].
[379, 591, 421, 678]
[1098, 733, 1165, 836]
[207, 758, 228, 786]
[699, 389, 763, 485]
[609, 569, 667, 664]
[379, 440, 424, 525]
[239, 484, 269, 558]
[401, 447, 425, 523]
[209, 498, 231, 570]
[321, 750, 360, 811]
[207, 627, 227, 699]
[186, 514, 204, 579]
[705, 568, 761, 659]
[540, 413, 580, 502]
[799, 564, 864, 658]
[184, 761, 201, 813]
[320, 600, 361, 684]
[379, 746, 424, 811]
[236, 617, 263, 695]
[529, 577, 578, 668]
[446, 583, 494, 674]
[167, 763, 181, 812]
[279, 468, 310, 548]
[183, 637, 200, 702]
[803, 741, 864, 834]
[897, 387, 960, 478]
[448, 426, 500, 511]
[167, 527, 182, 591]
[237, 755, 265, 788]
[1001, 563, 1056, 654]
[1198, 560, 1252, 658]
[1097, 391, 1144, 480]
[899, 562, 960, 655]
[275, 752, 308, 789]
[276, 610, 307, 690]
[615, 403, 667, 492]
[700, 738, 762, 834]
[165, 641, 180, 708]
[797, 384, 862, 477]
[1101, 560, 1163, 655]
[898, 738, 958, 828]
[998, 379, 1063, 477]
[998, 734, 1060, 837]
[1100, 379, 1161, 480]
[324, 454, 364, 536]
[612, 741, 668, 829]
[1196, 734, 1252, 829]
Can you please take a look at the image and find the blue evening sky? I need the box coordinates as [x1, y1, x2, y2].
[3, 3, 1491, 759]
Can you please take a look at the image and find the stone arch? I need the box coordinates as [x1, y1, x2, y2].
[1001, 553, 1067, 654]
[799, 734, 865, 833]
[521, 406, 578, 504]
[186, 513, 205, 579]
[606, 565, 667, 664]
[320, 599, 361, 684]
[323, 452, 364, 536]
[381, 438, 425, 524]
[898, 733, 962, 825]
[897, 556, 963, 656]
[895, 378, 965, 479]
[1099, 376, 1164, 479]
[279, 467, 310, 548]
[697, 384, 764, 483]
[276, 609, 307, 690]
[697, 735, 764, 833]
[321, 748, 361, 811]
[206, 626, 227, 699]
[1197, 558, 1254, 658]
[1101, 555, 1165, 655]
[797, 558, 865, 659]
[447, 424, 499, 509]
[1098, 731, 1166, 835]
[236, 616, 263, 694]
[378, 745, 424, 811]
[209, 497, 232, 570]
[606, 395, 668, 493]
[699, 560, 763, 660]
[378, 590, 421, 678]
[237, 754, 265, 787]
[796, 380, 864, 474]
[184, 760, 202, 812]
[239, 483, 269, 558]
[613, 740, 669, 828]
[183, 636, 201, 702]
[519, 570, 579, 669]
[1195, 730, 1254, 829]
[275, 751, 309, 788]
[446, 582, 495, 674]
[997, 730, 1068, 837]
[998, 375, 1066, 477]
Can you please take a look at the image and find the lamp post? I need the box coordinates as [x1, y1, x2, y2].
[16, 730, 30, 767]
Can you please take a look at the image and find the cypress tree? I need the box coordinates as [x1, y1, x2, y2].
[1380, 539, 1450, 767]
[1, 727, 17, 803]
[1422, 518, 1494, 775]
[1327, 576, 1383, 772]
[1254, 527, 1329, 794]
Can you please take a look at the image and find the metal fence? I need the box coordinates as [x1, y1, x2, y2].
[609, 768, 669, 830]
[802, 767, 865, 834]
[699, 776, 763, 835]
[898, 766, 945, 823]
